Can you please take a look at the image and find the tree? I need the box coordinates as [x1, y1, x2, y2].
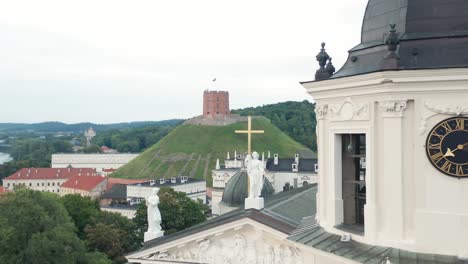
[83, 144, 101, 154]
[133, 187, 208, 237]
[0, 190, 111, 264]
[61, 194, 100, 238]
[85, 211, 139, 264]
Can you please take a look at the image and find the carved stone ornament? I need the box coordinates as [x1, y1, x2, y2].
[419, 100, 468, 135]
[329, 98, 369, 121]
[378, 100, 407, 117]
[138, 233, 303, 264]
[314, 104, 328, 120]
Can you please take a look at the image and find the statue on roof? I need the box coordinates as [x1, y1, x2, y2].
[246, 152, 264, 198]
[144, 188, 164, 242]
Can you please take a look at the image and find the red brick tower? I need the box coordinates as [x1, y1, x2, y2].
[203, 90, 230, 118]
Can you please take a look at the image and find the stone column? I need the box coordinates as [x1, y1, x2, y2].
[378, 100, 407, 241]
[315, 104, 328, 226]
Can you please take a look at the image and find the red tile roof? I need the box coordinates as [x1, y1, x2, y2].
[4, 168, 96, 181]
[107, 177, 148, 189]
[61, 175, 107, 192]
[0, 186, 7, 194]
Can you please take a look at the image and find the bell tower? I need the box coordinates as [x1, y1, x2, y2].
[302, 0, 468, 257]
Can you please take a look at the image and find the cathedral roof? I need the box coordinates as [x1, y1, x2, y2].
[141, 185, 317, 250]
[220, 170, 275, 207]
[321, 0, 468, 79]
[289, 228, 461, 264]
[133, 184, 460, 263]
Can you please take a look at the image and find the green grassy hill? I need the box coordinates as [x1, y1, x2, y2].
[111, 117, 312, 185]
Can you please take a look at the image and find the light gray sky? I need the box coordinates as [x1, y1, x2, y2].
[0, 0, 368, 123]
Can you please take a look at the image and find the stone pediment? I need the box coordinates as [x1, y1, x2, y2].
[126, 219, 304, 264]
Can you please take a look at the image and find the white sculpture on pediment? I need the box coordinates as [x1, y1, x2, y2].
[141, 232, 304, 264]
[245, 240, 257, 264]
[198, 240, 212, 263]
[263, 244, 274, 264]
[246, 152, 264, 198]
[232, 234, 246, 264]
[144, 188, 164, 242]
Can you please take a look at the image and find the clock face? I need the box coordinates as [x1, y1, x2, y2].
[426, 116, 468, 178]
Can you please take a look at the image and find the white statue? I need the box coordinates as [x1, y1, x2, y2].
[144, 188, 164, 242]
[147, 188, 162, 232]
[246, 152, 264, 198]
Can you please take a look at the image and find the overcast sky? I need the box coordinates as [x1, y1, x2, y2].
[0, 0, 368, 123]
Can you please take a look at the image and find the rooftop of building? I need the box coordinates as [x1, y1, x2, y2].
[128, 177, 205, 188]
[101, 183, 127, 200]
[107, 177, 148, 190]
[3, 168, 97, 181]
[61, 175, 107, 192]
[139, 184, 462, 263]
[221, 170, 275, 207]
[304, 0, 468, 82]
[266, 158, 318, 173]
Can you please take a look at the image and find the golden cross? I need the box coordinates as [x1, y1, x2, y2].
[235, 116, 264, 155]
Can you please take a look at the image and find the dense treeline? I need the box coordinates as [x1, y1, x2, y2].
[92, 124, 180, 153]
[0, 189, 207, 264]
[0, 137, 74, 180]
[232, 100, 317, 151]
[0, 120, 183, 133]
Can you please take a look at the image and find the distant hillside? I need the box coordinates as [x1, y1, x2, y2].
[111, 117, 311, 186]
[0, 120, 184, 134]
[232, 101, 317, 151]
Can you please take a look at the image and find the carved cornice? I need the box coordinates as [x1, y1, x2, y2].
[329, 98, 369, 121]
[315, 104, 328, 120]
[424, 101, 468, 116]
[418, 100, 468, 135]
[378, 100, 407, 117]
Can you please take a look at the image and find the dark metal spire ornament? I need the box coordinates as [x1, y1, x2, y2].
[326, 57, 336, 76]
[384, 24, 400, 59]
[381, 24, 400, 70]
[315, 42, 333, 81]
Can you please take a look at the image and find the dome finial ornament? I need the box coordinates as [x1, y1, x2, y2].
[326, 57, 336, 76]
[384, 24, 400, 59]
[315, 42, 333, 81]
[381, 24, 401, 70]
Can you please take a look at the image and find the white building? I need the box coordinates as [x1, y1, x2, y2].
[127, 177, 206, 204]
[51, 153, 139, 172]
[2, 168, 96, 194]
[126, 0, 468, 263]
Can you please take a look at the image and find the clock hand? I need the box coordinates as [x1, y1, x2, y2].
[443, 147, 456, 157]
[443, 143, 468, 157]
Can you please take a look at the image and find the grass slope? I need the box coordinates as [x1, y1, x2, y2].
[111, 117, 311, 186]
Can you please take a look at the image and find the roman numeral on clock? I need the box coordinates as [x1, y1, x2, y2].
[441, 123, 453, 132]
[428, 143, 441, 149]
[440, 161, 452, 173]
[455, 119, 464, 130]
[456, 165, 464, 176]
[431, 132, 444, 140]
[431, 152, 444, 164]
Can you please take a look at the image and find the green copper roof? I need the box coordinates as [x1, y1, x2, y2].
[288, 227, 463, 264]
[221, 170, 275, 207]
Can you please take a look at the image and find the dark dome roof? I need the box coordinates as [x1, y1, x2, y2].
[221, 171, 275, 207]
[332, 0, 468, 78]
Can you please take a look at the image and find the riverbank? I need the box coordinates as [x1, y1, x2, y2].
[0, 152, 12, 165]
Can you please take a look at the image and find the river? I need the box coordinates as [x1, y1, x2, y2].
[0, 152, 12, 165]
